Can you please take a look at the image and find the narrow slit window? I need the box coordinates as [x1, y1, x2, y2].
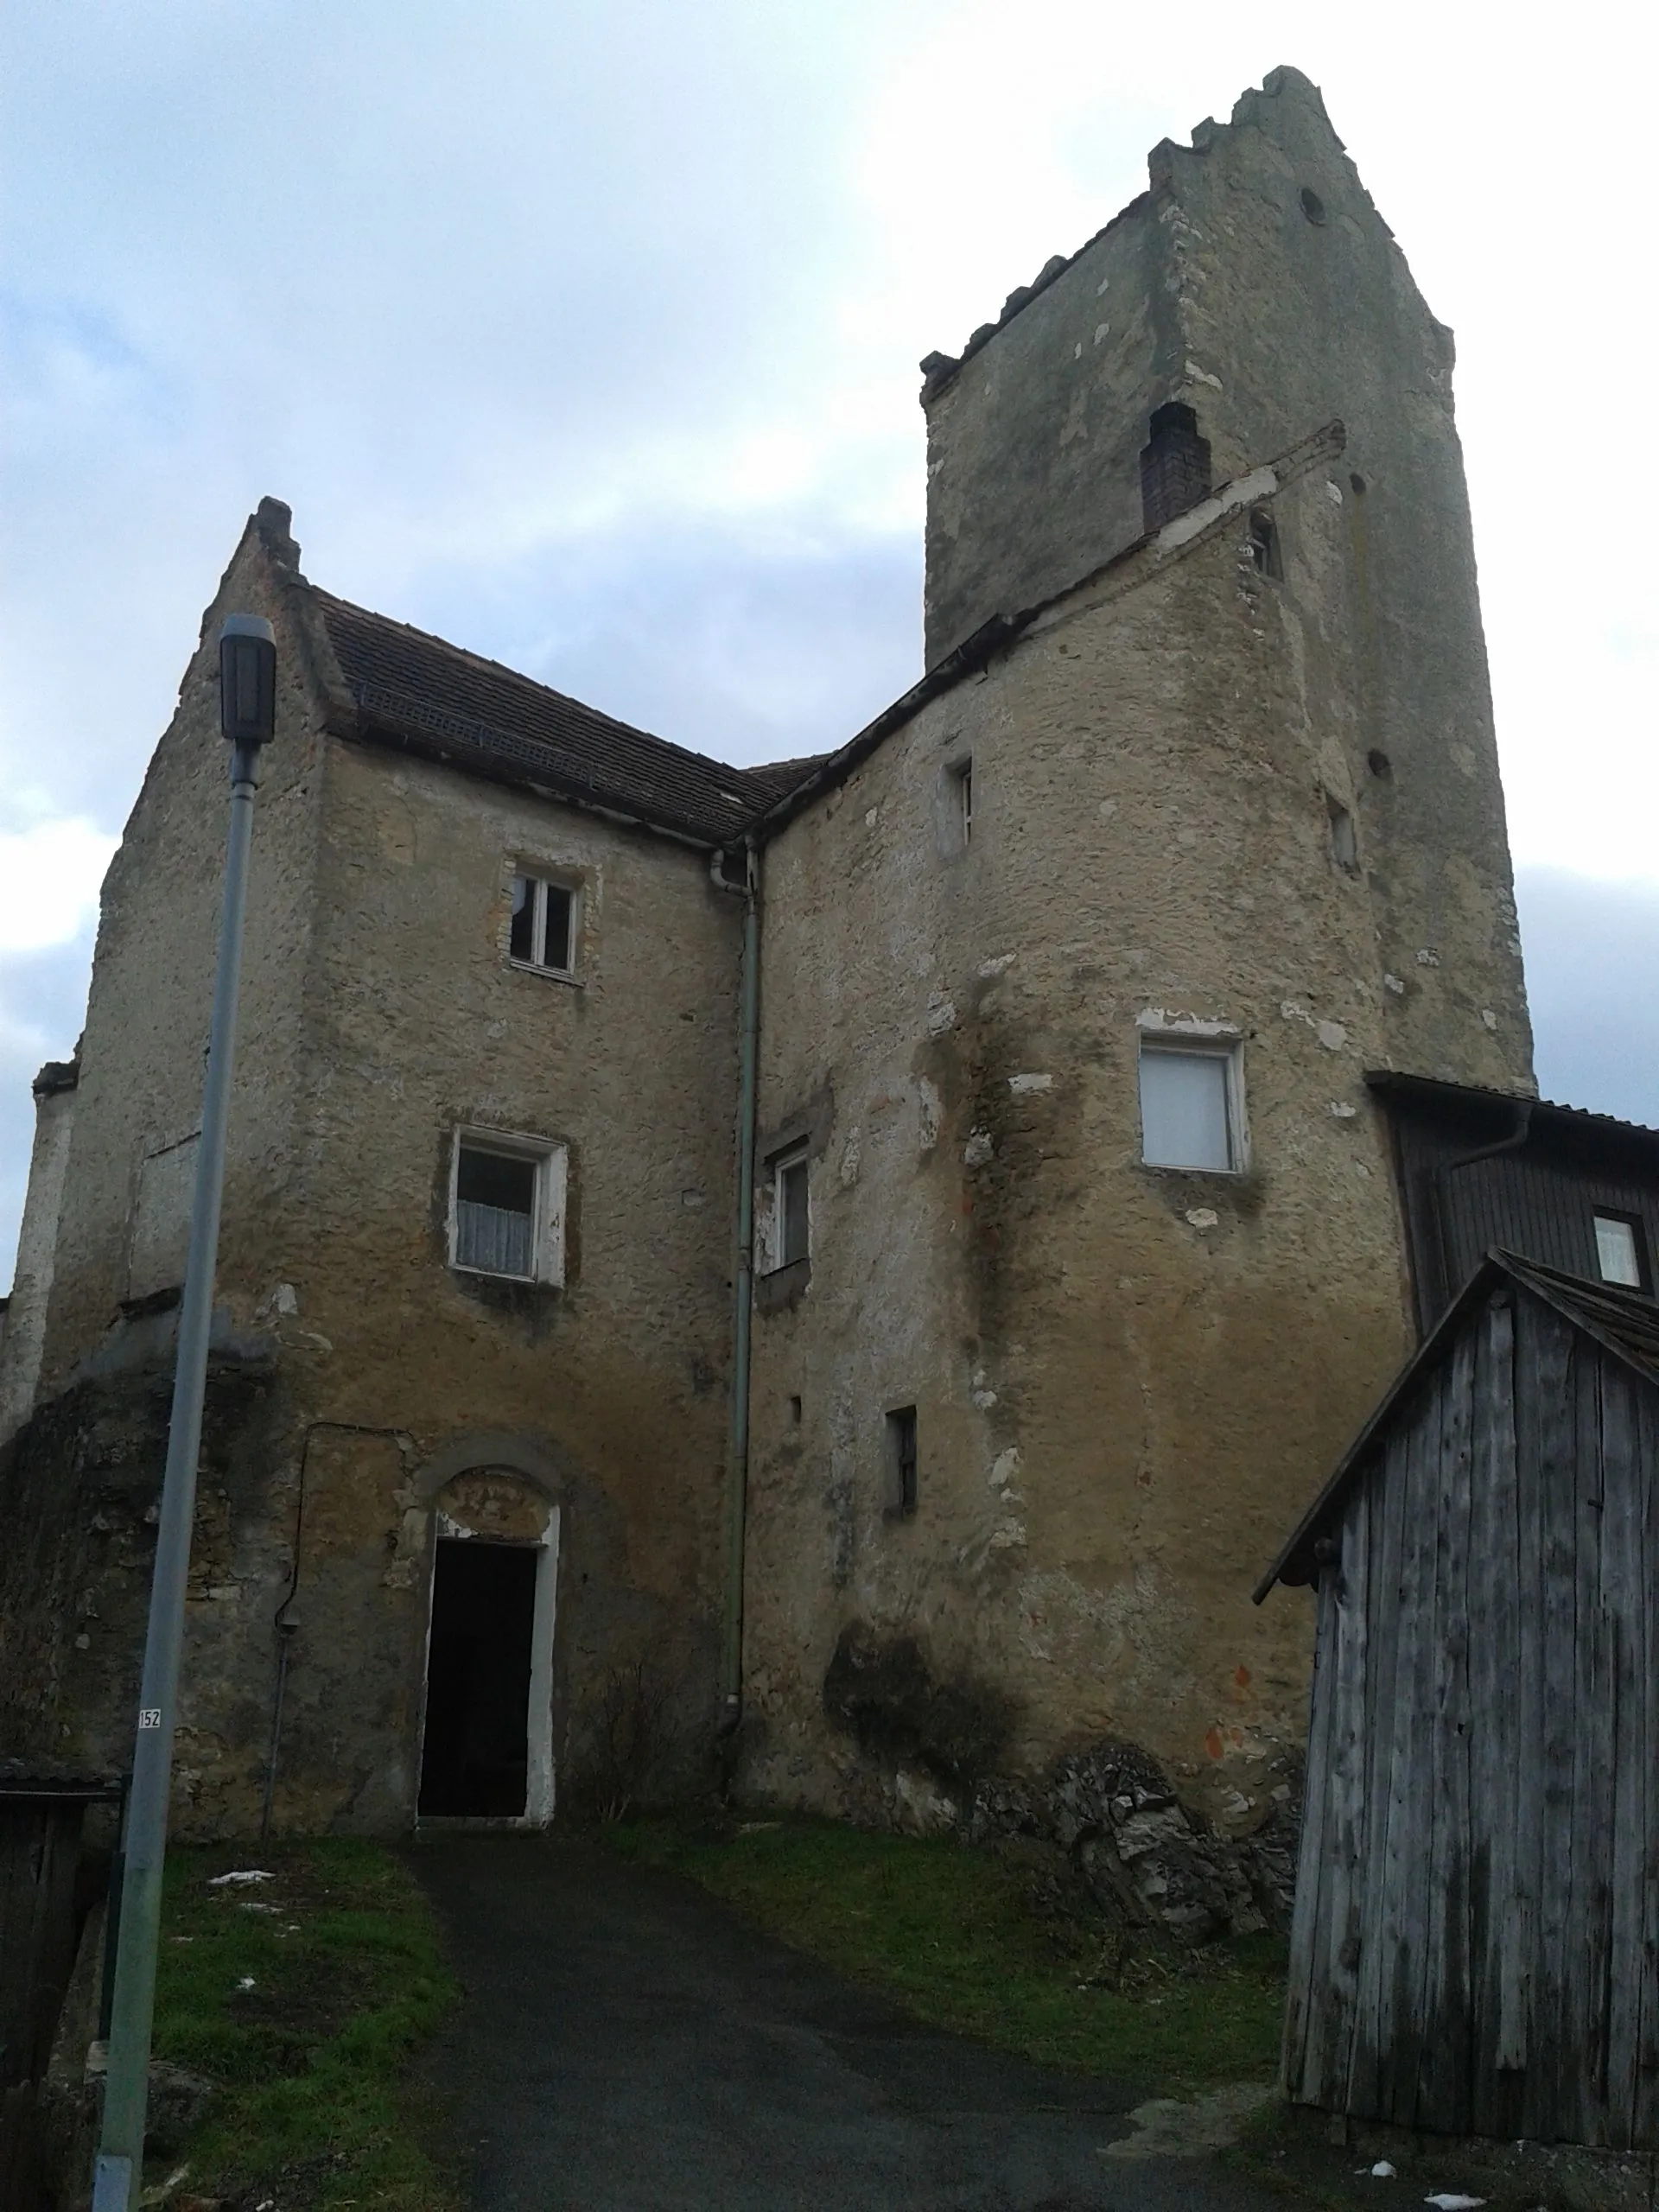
[1593, 1211, 1647, 1290]
[887, 1406, 918, 1517]
[777, 1151, 810, 1268]
[1139, 1041, 1240, 1172]
[509, 874, 576, 976]
[955, 760, 973, 845]
[1248, 510, 1282, 578]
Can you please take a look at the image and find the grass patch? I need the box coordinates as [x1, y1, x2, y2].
[607, 1812, 1286, 2094]
[150, 1837, 457, 2210]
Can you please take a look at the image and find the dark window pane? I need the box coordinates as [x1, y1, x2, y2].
[458, 1146, 536, 1215]
[779, 1158, 809, 1265]
[888, 1406, 918, 1516]
[509, 876, 536, 962]
[543, 886, 574, 970]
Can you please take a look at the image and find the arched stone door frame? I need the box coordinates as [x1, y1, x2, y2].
[410, 1433, 567, 1827]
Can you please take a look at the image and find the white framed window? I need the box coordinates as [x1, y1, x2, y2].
[1138, 1037, 1245, 1172]
[449, 1129, 567, 1284]
[508, 872, 578, 977]
[766, 1146, 810, 1272]
[1593, 1211, 1647, 1291]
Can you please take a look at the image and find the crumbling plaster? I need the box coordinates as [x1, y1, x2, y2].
[12, 522, 746, 1830]
[742, 449, 1521, 1830]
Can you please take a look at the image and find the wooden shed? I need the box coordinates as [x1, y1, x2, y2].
[1256, 1251, 1659, 2149]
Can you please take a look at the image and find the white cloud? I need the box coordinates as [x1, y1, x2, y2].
[0, 817, 118, 955]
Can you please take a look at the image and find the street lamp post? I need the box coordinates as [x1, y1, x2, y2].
[92, 613, 277, 2212]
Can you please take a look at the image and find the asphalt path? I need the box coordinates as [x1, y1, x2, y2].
[412, 1834, 1289, 2212]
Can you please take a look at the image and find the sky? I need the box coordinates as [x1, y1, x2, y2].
[3, 0, 1657, 1284]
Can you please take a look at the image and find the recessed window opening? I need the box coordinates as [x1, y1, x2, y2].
[509, 874, 575, 975]
[788, 1394, 803, 1426]
[1593, 1211, 1649, 1291]
[1367, 749, 1392, 780]
[954, 758, 974, 845]
[451, 1133, 565, 1283]
[775, 1149, 810, 1269]
[1326, 797, 1358, 872]
[1139, 1039, 1242, 1173]
[887, 1406, 918, 1517]
[418, 1538, 538, 1817]
[1139, 401, 1212, 532]
[1248, 510, 1282, 578]
[1300, 187, 1326, 225]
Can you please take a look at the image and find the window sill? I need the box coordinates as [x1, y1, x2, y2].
[754, 1257, 811, 1313]
[506, 958, 582, 988]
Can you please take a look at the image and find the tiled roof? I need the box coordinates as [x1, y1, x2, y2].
[312, 589, 823, 847]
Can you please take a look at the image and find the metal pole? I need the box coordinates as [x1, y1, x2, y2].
[720, 845, 760, 1727]
[93, 616, 273, 2212]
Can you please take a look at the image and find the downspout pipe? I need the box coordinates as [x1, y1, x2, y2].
[715, 843, 760, 1734]
[1432, 1097, 1534, 1319]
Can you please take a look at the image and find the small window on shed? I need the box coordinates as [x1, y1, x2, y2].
[1248, 510, 1282, 578]
[887, 1406, 918, 1517]
[1593, 1211, 1649, 1291]
[1139, 1039, 1242, 1173]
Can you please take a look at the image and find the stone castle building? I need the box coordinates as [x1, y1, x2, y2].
[0, 68, 1549, 1841]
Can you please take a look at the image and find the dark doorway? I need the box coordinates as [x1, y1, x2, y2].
[419, 1539, 538, 1818]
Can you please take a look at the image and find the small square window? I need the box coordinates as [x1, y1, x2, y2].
[450, 1131, 566, 1283]
[887, 1406, 918, 1517]
[509, 874, 576, 976]
[1139, 1039, 1242, 1172]
[1593, 1211, 1648, 1291]
[775, 1150, 810, 1269]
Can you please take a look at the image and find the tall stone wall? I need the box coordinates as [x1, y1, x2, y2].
[741, 448, 1503, 1834]
[922, 66, 1532, 1095]
[5, 518, 746, 1832]
[0, 1064, 79, 1443]
[34, 520, 328, 1402]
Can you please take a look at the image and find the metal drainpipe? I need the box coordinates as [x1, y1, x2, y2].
[716, 844, 760, 1733]
[1432, 1097, 1534, 1313]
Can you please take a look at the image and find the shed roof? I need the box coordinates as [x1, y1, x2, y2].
[309, 587, 823, 849]
[1254, 1249, 1659, 1602]
[1365, 1069, 1659, 1157]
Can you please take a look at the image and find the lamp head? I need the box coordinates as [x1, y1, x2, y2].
[219, 614, 276, 747]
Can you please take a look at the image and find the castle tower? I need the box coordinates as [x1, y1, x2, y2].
[739, 70, 1533, 1831]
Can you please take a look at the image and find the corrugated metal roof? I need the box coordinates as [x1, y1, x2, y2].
[313, 589, 823, 848]
[1254, 1249, 1659, 1602]
[1365, 1069, 1659, 1150]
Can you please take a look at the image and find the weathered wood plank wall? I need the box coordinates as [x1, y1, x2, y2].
[1284, 1284, 1659, 2148]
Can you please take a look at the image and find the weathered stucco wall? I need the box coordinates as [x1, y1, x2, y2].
[249, 728, 744, 1829]
[922, 67, 1532, 1094]
[35, 520, 327, 1399]
[7, 512, 745, 1832]
[742, 449, 1516, 1834]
